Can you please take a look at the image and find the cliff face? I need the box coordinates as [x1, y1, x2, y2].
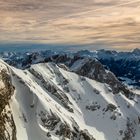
[0, 66, 16, 140]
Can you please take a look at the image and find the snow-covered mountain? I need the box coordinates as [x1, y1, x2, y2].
[0, 59, 140, 140]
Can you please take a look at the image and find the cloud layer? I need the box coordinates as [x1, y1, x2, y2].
[0, 0, 140, 50]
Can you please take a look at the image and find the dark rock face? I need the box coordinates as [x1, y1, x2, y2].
[39, 110, 60, 131]
[0, 70, 16, 140]
[70, 57, 134, 98]
[39, 110, 96, 140]
[105, 104, 117, 112]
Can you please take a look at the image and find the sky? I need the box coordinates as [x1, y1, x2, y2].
[0, 0, 140, 51]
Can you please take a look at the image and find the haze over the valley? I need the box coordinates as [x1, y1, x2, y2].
[0, 0, 140, 51]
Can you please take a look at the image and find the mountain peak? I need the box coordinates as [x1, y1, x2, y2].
[133, 48, 140, 54]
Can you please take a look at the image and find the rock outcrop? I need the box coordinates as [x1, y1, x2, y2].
[0, 68, 16, 140]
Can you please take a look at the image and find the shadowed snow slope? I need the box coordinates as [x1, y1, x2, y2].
[0, 60, 140, 140]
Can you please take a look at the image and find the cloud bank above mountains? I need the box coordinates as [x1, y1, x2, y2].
[0, 0, 140, 51]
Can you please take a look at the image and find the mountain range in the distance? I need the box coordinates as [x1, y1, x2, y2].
[1, 48, 139, 87]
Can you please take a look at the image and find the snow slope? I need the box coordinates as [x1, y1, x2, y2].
[0, 60, 140, 140]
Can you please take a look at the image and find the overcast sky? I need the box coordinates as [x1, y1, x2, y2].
[0, 0, 140, 51]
